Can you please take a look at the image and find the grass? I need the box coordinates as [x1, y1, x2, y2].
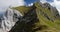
[12, 6, 32, 15]
[34, 2, 60, 32]
[11, 2, 60, 32]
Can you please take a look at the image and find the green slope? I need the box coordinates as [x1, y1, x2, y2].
[10, 2, 60, 32]
[12, 6, 32, 15]
[34, 2, 60, 32]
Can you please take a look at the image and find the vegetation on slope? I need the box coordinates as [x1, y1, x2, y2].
[35, 2, 60, 32]
[9, 2, 60, 32]
[12, 6, 32, 15]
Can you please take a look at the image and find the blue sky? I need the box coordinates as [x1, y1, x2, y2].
[24, 0, 55, 6]
[25, 0, 37, 4]
[46, 0, 53, 2]
[25, 0, 53, 4]
[24, 0, 54, 6]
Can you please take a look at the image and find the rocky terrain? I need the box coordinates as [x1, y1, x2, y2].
[9, 2, 60, 32]
[0, 1, 60, 32]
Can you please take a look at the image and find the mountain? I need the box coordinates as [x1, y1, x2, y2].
[0, 1, 60, 32]
[8, 2, 60, 32]
[0, 8, 23, 32]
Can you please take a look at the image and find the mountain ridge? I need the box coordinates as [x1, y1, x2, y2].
[9, 2, 60, 32]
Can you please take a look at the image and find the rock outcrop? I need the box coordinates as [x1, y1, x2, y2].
[0, 8, 23, 32]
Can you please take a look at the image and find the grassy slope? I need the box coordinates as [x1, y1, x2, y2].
[12, 2, 60, 32]
[12, 6, 32, 15]
[35, 2, 60, 32]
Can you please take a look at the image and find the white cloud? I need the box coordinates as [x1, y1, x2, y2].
[49, 0, 60, 15]
[40, 0, 47, 3]
[28, 3, 33, 6]
[0, 0, 25, 13]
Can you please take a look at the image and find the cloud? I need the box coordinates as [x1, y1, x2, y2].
[49, 0, 60, 15]
[28, 3, 33, 6]
[40, 0, 47, 3]
[0, 0, 25, 13]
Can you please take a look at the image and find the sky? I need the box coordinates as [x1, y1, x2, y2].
[0, 0, 60, 14]
[25, 0, 37, 4]
[0, 0, 25, 13]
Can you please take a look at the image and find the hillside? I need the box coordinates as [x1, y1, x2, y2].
[9, 2, 60, 32]
[12, 6, 32, 16]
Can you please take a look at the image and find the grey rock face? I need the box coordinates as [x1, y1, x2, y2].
[9, 7, 39, 32]
[43, 3, 59, 18]
[0, 8, 23, 32]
